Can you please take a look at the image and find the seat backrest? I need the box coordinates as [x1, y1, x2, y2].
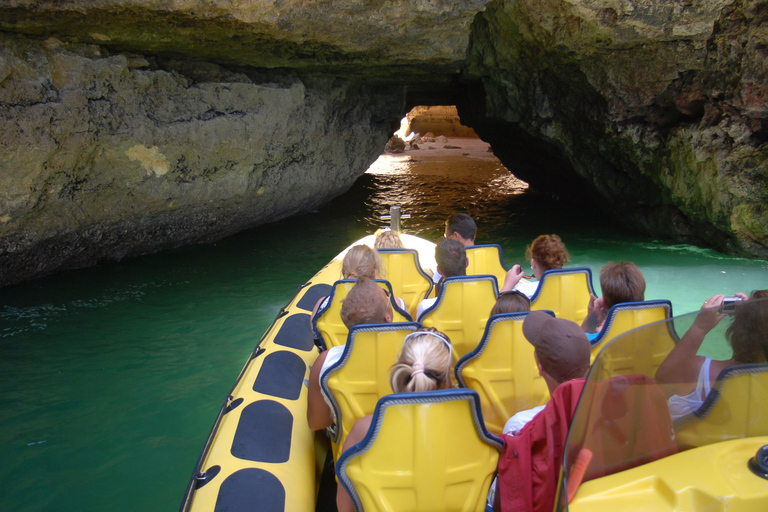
[419, 275, 499, 365]
[321, 322, 421, 461]
[465, 244, 509, 285]
[590, 300, 674, 363]
[530, 267, 596, 324]
[455, 311, 553, 435]
[674, 363, 768, 450]
[336, 389, 503, 512]
[313, 279, 412, 350]
[377, 249, 433, 319]
[592, 316, 679, 379]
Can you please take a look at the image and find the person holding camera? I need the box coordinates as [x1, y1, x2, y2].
[656, 290, 767, 421]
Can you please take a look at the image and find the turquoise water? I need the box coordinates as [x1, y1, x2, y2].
[1, 151, 766, 511]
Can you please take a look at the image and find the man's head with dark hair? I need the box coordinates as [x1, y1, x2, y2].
[435, 238, 468, 278]
[445, 213, 476, 247]
[340, 278, 393, 328]
[600, 261, 646, 309]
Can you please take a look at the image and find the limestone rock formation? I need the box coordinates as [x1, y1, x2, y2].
[1, 0, 767, 285]
[460, 0, 768, 257]
[407, 106, 479, 137]
[0, 33, 404, 285]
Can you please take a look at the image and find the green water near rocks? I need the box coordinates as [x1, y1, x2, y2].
[1, 152, 765, 511]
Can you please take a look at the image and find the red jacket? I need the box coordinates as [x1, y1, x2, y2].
[497, 379, 585, 512]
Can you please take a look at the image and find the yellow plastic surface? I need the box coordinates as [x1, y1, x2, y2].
[590, 303, 671, 363]
[675, 367, 768, 450]
[325, 324, 418, 460]
[378, 251, 433, 319]
[590, 319, 677, 380]
[419, 277, 498, 365]
[342, 398, 500, 512]
[314, 280, 410, 349]
[531, 269, 594, 324]
[457, 315, 550, 434]
[568, 437, 768, 512]
[466, 245, 508, 285]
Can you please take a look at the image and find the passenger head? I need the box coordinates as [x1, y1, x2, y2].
[390, 328, 453, 393]
[374, 229, 404, 249]
[491, 290, 531, 315]
[444, 213, 476, 247]
[340, 278, 393, 328]
[599, 261, 646, 309]
[526, 234, 570, 278]
[342, 245, 384, 280]
[522, 311, 590, 391]
[726, 289, 768, 363]
[435, 238, 468, 278]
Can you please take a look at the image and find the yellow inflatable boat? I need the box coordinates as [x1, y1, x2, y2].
[179, 226, 768, 512]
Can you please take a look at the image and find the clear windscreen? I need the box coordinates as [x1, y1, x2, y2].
[556, 296, 768, 511]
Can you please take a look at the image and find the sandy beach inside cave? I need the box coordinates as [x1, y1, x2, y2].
[390, 136, 497, 160]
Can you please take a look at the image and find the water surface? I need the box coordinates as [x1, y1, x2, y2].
[1, 147, 765, 510]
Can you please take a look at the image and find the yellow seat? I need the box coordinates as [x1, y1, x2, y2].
[590, 317, 679, 380]
[336, 389, 503, 512]
[674, 363, 768, 450]
[589, 300, 674, 364]
[530, 267, 596, 324]
[465, 244, 509, 285]
[320, 322, 421, 461]
[313, 279, 412, 350]
[455, 311, 553, 435]
[418, 275, 499, 365]
[378, 249, 433, 319]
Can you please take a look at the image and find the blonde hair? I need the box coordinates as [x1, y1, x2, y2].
[390, 328, 453, 393]
[342, 245, 384, 280]
[374, 230, 404, 249]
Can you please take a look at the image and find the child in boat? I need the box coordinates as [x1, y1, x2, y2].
[373, 229, 404, 249]
[336, 327, 453, 512]
[656, 289, 766, 421]
[416, 238, 468, 320]
[580, 261, 646, 340]
[500, 234, 570, 298]
[310, 244, 405, 321]
[491, 290, 531, 315]
[307, 278, 394, 431]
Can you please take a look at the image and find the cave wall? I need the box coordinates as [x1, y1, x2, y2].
[459, 0, 768, 256]
[0, 33, 405, 286]
[1, 0, 767, 286]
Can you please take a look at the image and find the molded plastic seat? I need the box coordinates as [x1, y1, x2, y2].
[589, 300, 674, 363]
[592, 316, 679, 379]
[674, 363, 768, 450]
[418, 275, 499, 364]
[377, 249, 433, 319]
[465, 244, 509, 286]
[320, 322, 421, 460]
[455, 311, 553, 434]
[336, 389, 503, 512]
[530, 267, 596, 324]
[313, 279, 412, 350]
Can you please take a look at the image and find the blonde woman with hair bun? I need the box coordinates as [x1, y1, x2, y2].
[336, 327, 453, 511]
[390, 327, 453, 393]
[374, 229, 405, 250]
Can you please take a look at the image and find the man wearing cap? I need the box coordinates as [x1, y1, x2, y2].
[491, 311, 591, 512]
[503, 310, 591, 434]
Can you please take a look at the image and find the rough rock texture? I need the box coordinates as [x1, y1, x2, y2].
[407, 106, 479, 137]
[0, 33, 404, 285]
[460, 0, 768, 256]
[1, 0, 767, 285]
